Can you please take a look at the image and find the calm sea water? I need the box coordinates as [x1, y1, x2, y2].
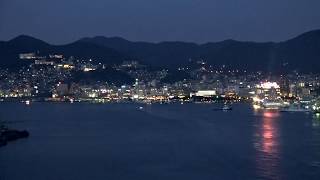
[0, 102, 320, 180]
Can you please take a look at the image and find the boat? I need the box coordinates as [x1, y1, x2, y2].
[261, 100, 284, 110]
[222, 104, 232, 111]
[25, 100, 30, 105]
[280, 108, 310, 112]
[280, 103, 310, 113]
[213, 103, 232, 111]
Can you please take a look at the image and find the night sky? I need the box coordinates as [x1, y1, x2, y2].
[1, 0, 320, 44]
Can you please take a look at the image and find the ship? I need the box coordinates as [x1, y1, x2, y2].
[261, 99, 284, 110]
[280, 104, 310, 113]
[23, 100, 31, 105]
[222, 104, 232, 111]
[252, 82, 284, 110]
[213, 103, 232, 111]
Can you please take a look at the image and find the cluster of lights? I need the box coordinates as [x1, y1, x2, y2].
[83, 67, 96, 72]
[313, 104, 320, 111]
[252, 96, 262, 103]
[258, 82, 280, 89]
[253, 104, 261, 110]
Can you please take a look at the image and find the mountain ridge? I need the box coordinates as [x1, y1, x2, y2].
[1, 30, 320, 72]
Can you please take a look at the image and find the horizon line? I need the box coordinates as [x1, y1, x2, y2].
[1, 28, 320, 46]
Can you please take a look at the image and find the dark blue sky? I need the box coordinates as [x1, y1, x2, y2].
[1, 0, 320, 44]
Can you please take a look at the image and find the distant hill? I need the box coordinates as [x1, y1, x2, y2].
[0, 35, 129, 68]
[1, 30, 320, 72]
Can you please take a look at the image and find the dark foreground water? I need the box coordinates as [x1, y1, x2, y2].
[1, 103, 320, 180]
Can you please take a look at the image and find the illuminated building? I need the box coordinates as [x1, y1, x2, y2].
[19, 53, 36, 59]
[35, 60, 54, 65]
[83, 67, 96, 72]
[49, 54, 63, 59]
[313, 99, 320, 113]
[279, 77, 290, 96]
[191, 90, 216, 97]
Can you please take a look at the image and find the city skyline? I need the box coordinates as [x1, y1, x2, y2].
[1, 1, 320, 180]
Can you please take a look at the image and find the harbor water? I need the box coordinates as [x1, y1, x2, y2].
[0, 102, 320, 180]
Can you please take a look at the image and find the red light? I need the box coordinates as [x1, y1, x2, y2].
[263, 111, 280, 118]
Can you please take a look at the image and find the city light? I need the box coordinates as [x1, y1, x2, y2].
[260, 82, 280, 89]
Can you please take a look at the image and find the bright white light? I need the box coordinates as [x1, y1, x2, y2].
[253, 104, 261, 109]
[260, 82, 280, 89]
[133, 95, 139, 99]
[252, 96, 262, 102]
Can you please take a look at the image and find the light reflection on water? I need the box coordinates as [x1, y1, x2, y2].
[311, 115, 320, 170]
[253, 110, 282, 179]
[313, 113, 320, 124]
